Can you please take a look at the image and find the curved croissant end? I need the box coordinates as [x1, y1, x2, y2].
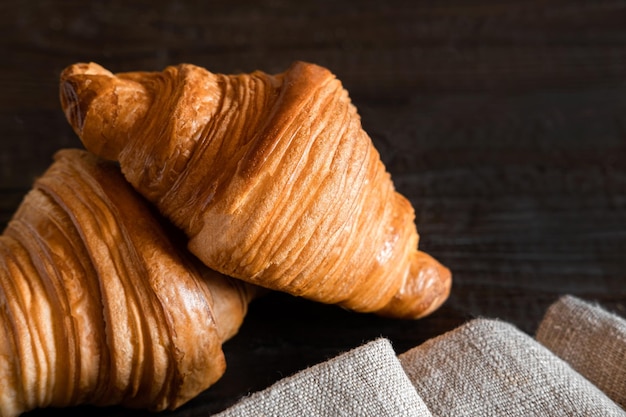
[60, 63, 152, 161]
[60, 61, 451, 319]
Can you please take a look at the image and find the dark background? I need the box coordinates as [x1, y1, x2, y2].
[2, 1, 626, 415]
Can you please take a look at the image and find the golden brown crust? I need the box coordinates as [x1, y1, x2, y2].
[0, 149, 256, 416]
[60, 61, 451, 319]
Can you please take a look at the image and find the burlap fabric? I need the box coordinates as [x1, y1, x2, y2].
[216, 297, 626, 416]
[537, 295, 626, 408]
[215, 338, 432, 417]
[399, 318, 625, 416]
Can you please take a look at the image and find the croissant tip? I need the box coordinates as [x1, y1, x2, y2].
[376, 252, 452, 320]
[59, 63, 115, 133]
[417, 261, 452, 318]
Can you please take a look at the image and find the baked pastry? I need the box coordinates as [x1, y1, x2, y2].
[60, 61, 451, 319]
[0, 149, 257, 416]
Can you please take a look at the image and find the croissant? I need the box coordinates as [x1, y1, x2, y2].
[0, 149, 257, 416]
[59, 61, 451, 319]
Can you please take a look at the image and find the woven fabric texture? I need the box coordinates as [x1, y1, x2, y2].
[398, 318, 625, 417]
[536, 295, 626, 408]
[215, 297, 626, 417]
[214, 338, 432, 417]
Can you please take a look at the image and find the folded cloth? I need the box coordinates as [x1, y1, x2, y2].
[214, 338, 432, 417]
[215, 297, 626, 417]
[398, 318, 626, 417]
[536, 295, 626, 408]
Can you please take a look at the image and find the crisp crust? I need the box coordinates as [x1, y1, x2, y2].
[60, 61, 451, 319]
[0, 149, 255, 416]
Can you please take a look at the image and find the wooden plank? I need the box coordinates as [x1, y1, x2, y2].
[3, 1, 626, 415]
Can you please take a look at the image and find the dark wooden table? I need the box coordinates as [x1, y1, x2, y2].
[2, 1, 626, 415]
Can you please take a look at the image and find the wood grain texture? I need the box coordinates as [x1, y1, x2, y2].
[1, 0, 625, 415]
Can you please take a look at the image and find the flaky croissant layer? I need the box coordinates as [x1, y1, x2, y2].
[0, 150, 256, 416]
[60, 61, 451, 319]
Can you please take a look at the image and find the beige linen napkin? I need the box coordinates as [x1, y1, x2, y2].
[536, 295, 626, 408]
[398, 318, 625, 417]
[215, 297, 626, 417]
[214, 338, 432, 417]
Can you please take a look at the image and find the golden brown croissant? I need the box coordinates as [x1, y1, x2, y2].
[59, 61, 451, 319]
[0, 149, 257, 416]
